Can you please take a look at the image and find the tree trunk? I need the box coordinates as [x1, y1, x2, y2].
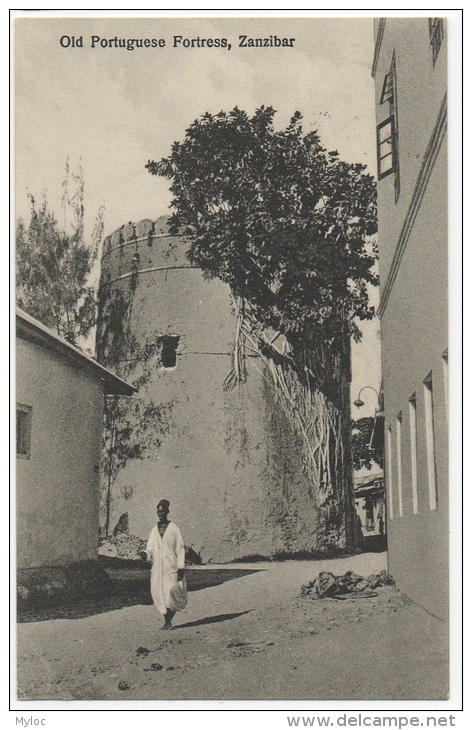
[286, 341, 355, 551]
[244, 323, 357, 552]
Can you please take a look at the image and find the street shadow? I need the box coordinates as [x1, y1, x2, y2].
[188, 568, 262, 592]
[18, 568, 262, 623]
[174, 610, 254, 630]
[361, 535, 388, 553]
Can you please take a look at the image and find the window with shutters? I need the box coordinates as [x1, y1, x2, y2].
[377, 53, 400, 200]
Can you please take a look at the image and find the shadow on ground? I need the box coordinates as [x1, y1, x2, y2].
[361, 535, 388, 553]
[174, 610, 254, 629]
[17, 567, 261, 623]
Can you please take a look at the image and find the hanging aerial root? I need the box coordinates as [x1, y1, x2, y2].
[223, 302, 346, 511]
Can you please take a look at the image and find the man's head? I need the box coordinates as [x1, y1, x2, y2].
[157, 499, 170, 521]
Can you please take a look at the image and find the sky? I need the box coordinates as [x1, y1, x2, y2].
[15, 15, 382, 414]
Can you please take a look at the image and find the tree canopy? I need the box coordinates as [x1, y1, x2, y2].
[16, 164, 104, 346]
[147, 106, 378, 349]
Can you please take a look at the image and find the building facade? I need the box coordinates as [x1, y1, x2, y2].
[373, 18, 448, 620]
[16, 309, 134, 578]
[354, 473, 385, 537]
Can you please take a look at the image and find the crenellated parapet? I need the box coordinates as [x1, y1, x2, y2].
[100, 216, 194, 288]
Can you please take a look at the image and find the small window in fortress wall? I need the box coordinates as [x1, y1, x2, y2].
[158, 336, 180, 368]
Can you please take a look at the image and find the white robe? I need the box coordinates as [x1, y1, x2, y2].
[146, 522, 185, 615]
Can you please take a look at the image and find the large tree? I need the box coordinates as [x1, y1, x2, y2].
[147, 107, 377, 551]
[16, 163, 104, 345]
[147, 107, 377, 343]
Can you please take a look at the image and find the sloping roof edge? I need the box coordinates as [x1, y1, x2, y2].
[355, 483, 385, 499]
[354, 472, 385, 498]
[354, 472, 384, 488]
[16, 308, 135, 396]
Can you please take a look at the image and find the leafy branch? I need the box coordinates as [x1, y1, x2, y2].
[16, 162, 104, 346]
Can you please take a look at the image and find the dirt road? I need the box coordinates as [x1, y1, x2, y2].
[16, 552, 448, 701]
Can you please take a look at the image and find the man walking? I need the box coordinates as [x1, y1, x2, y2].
[145, 499, 186, 629]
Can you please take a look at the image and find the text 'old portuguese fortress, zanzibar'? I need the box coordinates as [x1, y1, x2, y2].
[96, 216, 356, 563]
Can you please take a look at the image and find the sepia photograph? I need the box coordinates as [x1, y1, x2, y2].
[12, 9, 460, 714]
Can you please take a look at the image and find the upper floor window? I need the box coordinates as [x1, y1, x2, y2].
[377, 117, 395, 178]
[377, 53, 400, 200]
[429, 18, 444, 65]
[380, 71, 394, 105]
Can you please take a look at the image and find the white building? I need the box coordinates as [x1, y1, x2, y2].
[17, 309, 133, 601]
[373, 18, 448, 621]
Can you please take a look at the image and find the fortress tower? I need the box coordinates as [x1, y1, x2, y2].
[96, 217, 352, 562]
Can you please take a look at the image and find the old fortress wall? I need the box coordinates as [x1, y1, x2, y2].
[97, 216, 323, 562]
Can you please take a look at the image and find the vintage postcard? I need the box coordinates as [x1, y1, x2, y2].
[13, 9, 460, 717]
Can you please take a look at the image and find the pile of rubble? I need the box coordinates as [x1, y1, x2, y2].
[301, 569, 394, 600]
[98, 534, 147, 560]
[98, 534, 204, 564]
